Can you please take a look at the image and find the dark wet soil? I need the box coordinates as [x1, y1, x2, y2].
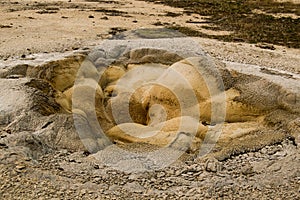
[141, 0, 300, 48]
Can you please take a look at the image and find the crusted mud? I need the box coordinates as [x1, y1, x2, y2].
[0, 0, 300, 199]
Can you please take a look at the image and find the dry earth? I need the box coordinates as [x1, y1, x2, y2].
[0, 0, 300, 199]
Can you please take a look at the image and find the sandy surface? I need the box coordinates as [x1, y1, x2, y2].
[0, 0, 188, 57]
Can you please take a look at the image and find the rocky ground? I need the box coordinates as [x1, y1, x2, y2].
[0, 138, 299, 199]
[0, 0, 300, 199]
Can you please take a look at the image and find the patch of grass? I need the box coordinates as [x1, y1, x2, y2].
[141, 0, 300, 48]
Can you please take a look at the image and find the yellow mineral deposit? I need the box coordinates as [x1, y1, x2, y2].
[47, 47, 299, 157]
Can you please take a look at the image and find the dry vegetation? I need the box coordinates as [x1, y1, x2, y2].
[142, 0, 300, 48]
